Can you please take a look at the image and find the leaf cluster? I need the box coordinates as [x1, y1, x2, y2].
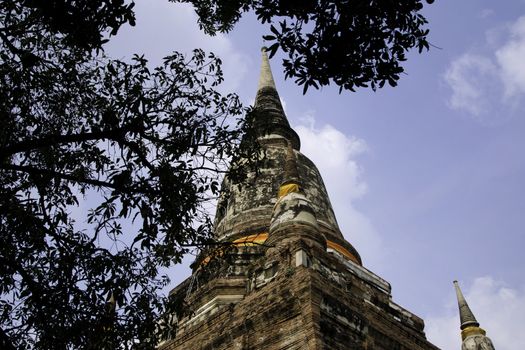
[0, 1, 250, 348]
[22, 0, 136, 49]
[176, 0, 433, 93]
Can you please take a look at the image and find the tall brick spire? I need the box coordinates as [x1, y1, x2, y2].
[453, 281, 496, 349]
[252, 47, 300, 150]
[256, 46, 277, 92]
[212, 47, 361, 265]
[453, 280, 479, 330]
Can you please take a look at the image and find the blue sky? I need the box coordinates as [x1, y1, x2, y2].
[106, 1, 525, 348]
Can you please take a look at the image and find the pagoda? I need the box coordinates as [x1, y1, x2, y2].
[159, 48, 440, 350]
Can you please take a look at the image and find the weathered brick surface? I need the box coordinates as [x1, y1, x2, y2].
[160, 238, 440, 350]
[215, 141, 342, 241]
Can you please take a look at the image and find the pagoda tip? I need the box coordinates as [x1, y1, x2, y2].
[257, 45, 277, 92]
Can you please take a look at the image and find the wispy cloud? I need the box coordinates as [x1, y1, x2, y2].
[495, 16, 525, 99]
[426, 277, 525, 350]
[479, 9, 495, 19]
[444, 54, 498, 117]
[444, 16, 525, 123]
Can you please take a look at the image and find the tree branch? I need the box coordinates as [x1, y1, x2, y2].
[1, 163, 120, 190]
[0, 127, 133, 159]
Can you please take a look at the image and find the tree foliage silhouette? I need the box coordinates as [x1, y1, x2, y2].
[179, 0, 434, 92]
[0, 0, 432, 348]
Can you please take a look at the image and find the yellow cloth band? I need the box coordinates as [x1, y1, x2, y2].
[461, 326, 486, 340]
[200, 234, 360, 266]
[232, 233, 269, 246]
[326, 240, 360, 264]
[200, 233, 268, 265]
[278, 183, 300, 198]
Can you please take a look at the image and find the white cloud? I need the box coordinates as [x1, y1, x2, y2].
[444, 16, 525, 122]
[426, 277, 525, 350]
[495, 16, 525, 99]
[444, 54, 498, 117]
[105, 0, 249, 92]
[296, 116, 367, 199]
[294, 114, 384, 268]
[479, 9, 495, 19]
